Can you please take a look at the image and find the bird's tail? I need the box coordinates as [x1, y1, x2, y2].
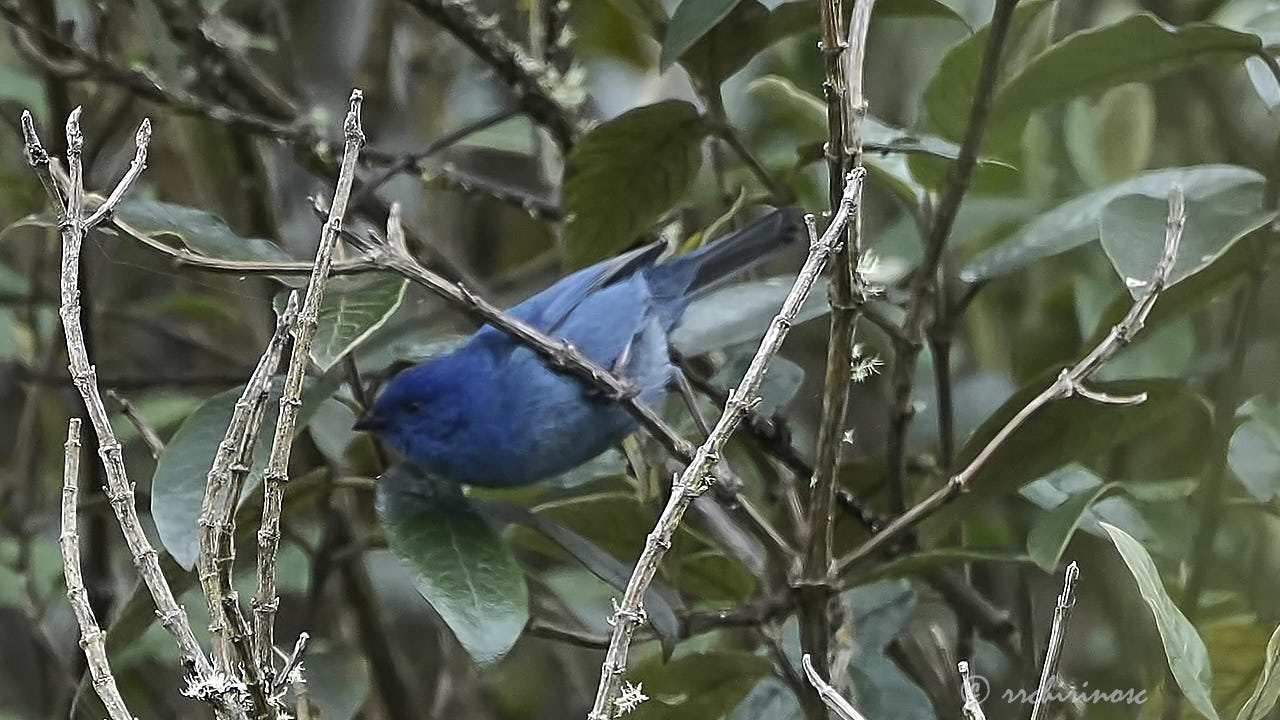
[649, 207, 803, 305]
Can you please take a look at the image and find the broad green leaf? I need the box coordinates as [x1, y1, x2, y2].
[276, 274, 408, 371]
[673, 275, 831, 356]
[922, 0, 1057, 142]
[151, 377, 339, 568]
[961, 165, 1263, 282]
[728, 680, 802, 720]
[1065, 83, 1156, 186]
[113, 200, 294, 262]
[309, 398, 358, 463]
[712, 350, 804, 414]
[482, 499, 682, 653]
[629, 651, 772, 720]
[1228, 398, 1280, 502]
[377, 465, 528, 667]
[0, 261, 27, 295]
[992, 15, 1261, 139]
[1102, 523, 1220, 720]
[563, 101, 707, 267]
[1100, 186, 1275, 299]
[678, 0, 815, 86]
[954, 377, 1210, 505]
[296, 649, 371, 720]
[1027, 482, 1120, 572]
[874, 0, 970, 25]
[660, 0, 742, 69]
[1237, 623, 1280, 720]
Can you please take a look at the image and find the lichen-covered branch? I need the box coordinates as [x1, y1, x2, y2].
[253, 90, 365, 684]
[59, 419, 135, 720]
[24, 107, 248, 719]
[586, 168, 865, 720]
[198, 292, 299, 719]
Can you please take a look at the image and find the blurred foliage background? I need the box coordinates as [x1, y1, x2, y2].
[0, 0, 1279, 719]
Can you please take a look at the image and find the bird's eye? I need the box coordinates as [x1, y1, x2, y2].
[406, 400, 424, 413]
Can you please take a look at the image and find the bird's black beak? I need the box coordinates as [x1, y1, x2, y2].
[353, 413, 385, 432]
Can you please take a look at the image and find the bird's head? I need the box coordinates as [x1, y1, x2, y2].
[354, 359, 466, 457]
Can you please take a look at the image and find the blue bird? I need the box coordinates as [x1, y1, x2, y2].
[355, 208, 801, 487]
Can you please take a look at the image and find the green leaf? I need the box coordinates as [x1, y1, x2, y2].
[678, 0, 815, 87]
[1101, 523, 1220, 720]
[991, 14, 1261, 138]
[112, 200, 294, 263]
[1100, 186, 1275, 299]
[672, 275, 831, 356]
[0, 309, 17, 362]
[954, 377, 1210, 504]
[661, 0, 743, 70]
[875, 0, 970, 25]
[1027, 482, 1120, 572]
[629, 651, 772, 720]
[1228, 398, 1280, 502]
[562, 101, 708, 267]
[922, 0, 1056, 142]
[377, 465, 528, 667]
[151, 377, 339, 569]
[961, 165, 1263, 282]
[1237, 623, 1280, 720]
[276, 274, 407, 371]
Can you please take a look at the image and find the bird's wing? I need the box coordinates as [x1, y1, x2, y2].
[510, 241, 666, 334]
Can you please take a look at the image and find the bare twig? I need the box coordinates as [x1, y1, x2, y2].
[1030, 562, 1080, 720]
[198, 293, 299, 719]
[106, 390, 165, 459]
[887, 0, 1020, 514]
[59, 419, 135, 720]
[586, 168, 866, 720]
[799, 1, 873, 709]
[24, 108, 248, 719]
[399, 0, 581, 149]
[801, 653, 870, 720]
[254, 90, 366, 685]
[838, 188, 1186, 574]
[957, 661, 987, 720]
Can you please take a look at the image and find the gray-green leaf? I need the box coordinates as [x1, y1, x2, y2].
[961, 165, 1263, 282]
[1100, 186, 1275, 299]
[377, 465, 528, 666]
[1027, 482, 1120, 572]
[1101, 522, 1220, 720]
[1228, 397, 1280, 502]
[113, 200, 293, 263]
[277, 274, 408, 371]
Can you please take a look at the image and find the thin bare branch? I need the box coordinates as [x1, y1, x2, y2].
[254, 89, 365, 686]
[198, 293, 299, 719]
[957, 661, 987, 720]
[838, 188, 1187, 575]
[106, 390, 165, 459]
[586, 168, 866, 720]
[59, 418, 136, 720]
[1030, 562, 1080, 720]
[25, 107, 248, 719]
[85, 118, 150, 228]
[801, 653, 870, 720]
[399, 0, 581, 149]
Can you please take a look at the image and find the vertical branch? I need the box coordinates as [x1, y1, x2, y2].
[199, 292, 299, 719]
[24, 108, 248, 719]
[59, 418, 135, 720]
[800, 0, 871, 712]
[586, 170, 866, 720]
[254, 90, 365, 683]
[887, 0, 1021, 513]
[1029, 562, 1079, 720]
